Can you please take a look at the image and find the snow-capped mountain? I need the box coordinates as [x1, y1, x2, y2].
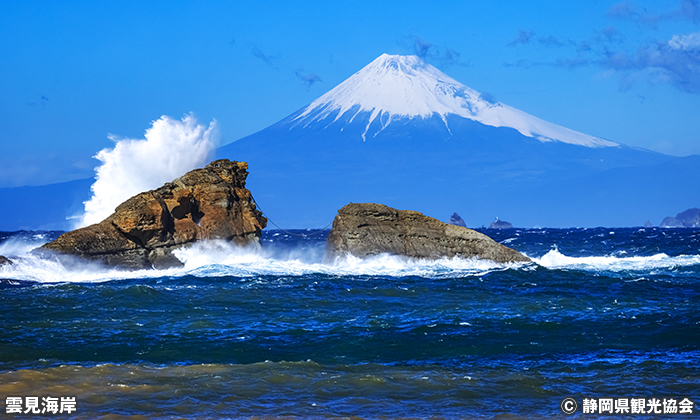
[215, 53, 696, 228]
[293, 54, 617, 147]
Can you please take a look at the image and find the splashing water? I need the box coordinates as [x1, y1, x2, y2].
[79, 114, 218, 227]
[534, 248, 700, 272]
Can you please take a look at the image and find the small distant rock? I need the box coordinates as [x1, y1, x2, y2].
[0, 255, 13, 266]
[448, 212, 466, 227]
[489, 218, 513, 229]
[644, 220, 653, 228]
[660, 208, 700, 228]
[326, 203, 529, 263]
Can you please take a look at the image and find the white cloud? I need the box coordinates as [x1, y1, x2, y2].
[669, 32, 700, 50]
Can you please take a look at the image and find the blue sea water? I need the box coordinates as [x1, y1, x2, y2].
[0, 228, 699, 419]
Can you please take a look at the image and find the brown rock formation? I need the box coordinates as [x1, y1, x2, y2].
[40, 159, 267, 269]
[326, 203, 529, 263]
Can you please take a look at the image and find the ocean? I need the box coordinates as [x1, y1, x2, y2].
[0, 227, 699, 419]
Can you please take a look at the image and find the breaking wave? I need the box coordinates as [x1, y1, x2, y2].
[534, 248, 700, 272]
[1, 240, 519, 284]
[2, 234, 700, 285]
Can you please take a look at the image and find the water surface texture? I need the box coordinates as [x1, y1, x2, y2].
[1, 228, 699, 418]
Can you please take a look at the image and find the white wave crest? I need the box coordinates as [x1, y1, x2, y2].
[535, 249, 700, 272]
[0, 253, 176, 284]
[1, 239, 522, 284]
[79, 114, 218, 227]
[0, 233, 55, 257]
[174, 240, 520, 278]
[6, 239, 699, 284]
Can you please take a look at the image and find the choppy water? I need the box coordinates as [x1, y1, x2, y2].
[1, 228, 699, 418]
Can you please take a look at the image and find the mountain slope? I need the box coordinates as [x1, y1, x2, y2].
[292, 54, 617, 147]
[218, 54, 682, 228]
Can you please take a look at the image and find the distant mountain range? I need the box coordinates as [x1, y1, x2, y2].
[660, 208, 700, 228]
[2, 54, 699, 230]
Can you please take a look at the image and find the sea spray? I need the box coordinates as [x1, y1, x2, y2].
[3, 228, 700, 284]
[535, 248, 700, 272]
[79, 114, 218, 227]
[2, 233, 521, 283]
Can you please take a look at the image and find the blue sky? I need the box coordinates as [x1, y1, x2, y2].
[1, 0, 699, 187]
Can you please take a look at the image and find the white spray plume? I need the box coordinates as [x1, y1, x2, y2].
[79, 114, 218, 227]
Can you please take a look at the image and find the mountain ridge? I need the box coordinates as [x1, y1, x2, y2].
[290, 54, 617, 147]
[217, 53, 693, 228]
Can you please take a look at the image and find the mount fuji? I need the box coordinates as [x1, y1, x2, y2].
[219, 54, 699, 228]
[293, 54, 616, 148]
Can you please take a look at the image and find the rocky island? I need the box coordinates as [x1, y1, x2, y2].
[39, 159, 267, 269]
[660, 208, 700, 228]
[489, 218, 513, 229]
[326, 203, 529, 263]
[448, 212, 467, 227]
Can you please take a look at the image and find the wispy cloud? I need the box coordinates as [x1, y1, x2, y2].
[608, 0, 700, 27]
[554, 57, 590, 69]
[679, 0, 700, 21]
[295, 70, 322, 88]
[596, 26, 625, 43]
[440, 47, 470, 67]
[574, 40, 593, 53]
[503, 58, 533, 69]
[413, 37, 434, 59]
[504, 5, 700, 95]
[403, 35, 470, 67]
[230, 36, 321, 92]
[508, 30, 700, 93]
[478, 91, 498, 104]
[508, 30, 536, 46]
[607, 2, 640, 20]
[27, 95, 49, 108]
[508, 30, 567, 48]
[503, 57, 590, 69]
[250, 45, 276, 66]
[538, 35, 565, 47]
[601, 31, 700, 93]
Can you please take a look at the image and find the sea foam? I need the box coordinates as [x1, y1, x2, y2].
[535, 248, 700, 272]
[3, 235, 700, 284]
[79, 114, 218, 227]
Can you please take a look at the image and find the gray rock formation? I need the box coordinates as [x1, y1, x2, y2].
[448, 212, 467, 227]
[326, 203, 529, 263]
[39, 159, 267, 269]
[489, 218, 513, 229]
[0, 255, 13, 266]
[660, 208, 700, 228]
